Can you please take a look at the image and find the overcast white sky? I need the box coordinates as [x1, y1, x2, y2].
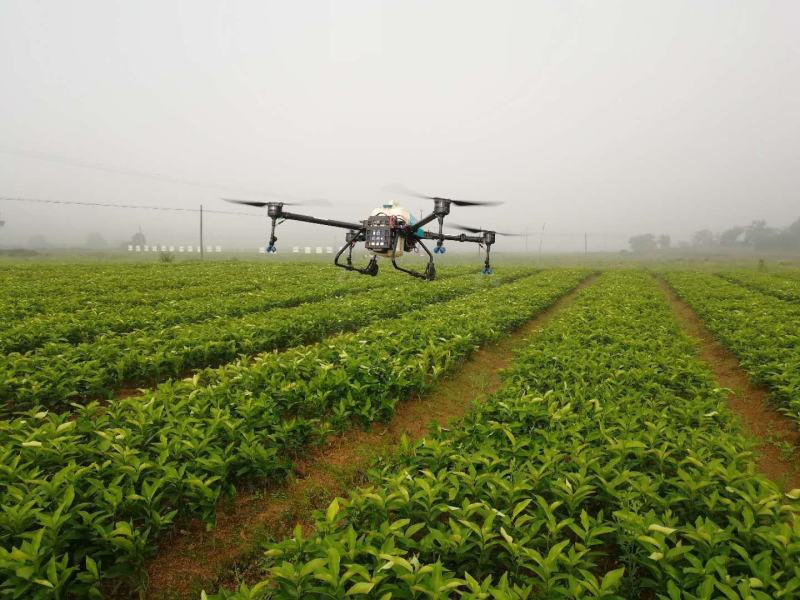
[1, 1, 798, 252]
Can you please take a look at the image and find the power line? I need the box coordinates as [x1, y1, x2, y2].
[0, 146, 318, 203]
[539, 231, 631, 239]
[0, 196, 260, 216]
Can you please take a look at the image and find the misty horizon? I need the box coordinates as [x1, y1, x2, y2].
[1, 1, 799, 253]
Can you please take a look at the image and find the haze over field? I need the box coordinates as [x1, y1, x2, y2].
[1, 1, 799, 252]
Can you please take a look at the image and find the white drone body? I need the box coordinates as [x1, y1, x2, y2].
[368, 201, 416, 258]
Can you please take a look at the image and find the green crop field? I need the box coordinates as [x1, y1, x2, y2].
[1, 261, 799, 599]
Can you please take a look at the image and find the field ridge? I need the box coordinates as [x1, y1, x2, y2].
[655, 275, 800, 489]
[140, 274, 598, 599]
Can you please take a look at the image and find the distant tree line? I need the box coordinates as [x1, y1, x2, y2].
[22, 229, 147, 250]
[628, 217, 800, 254]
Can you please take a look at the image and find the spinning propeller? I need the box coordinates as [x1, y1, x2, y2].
[450, 224, 523, 237]
[222, 197, 331, 208]
[385, 184, 502, 207]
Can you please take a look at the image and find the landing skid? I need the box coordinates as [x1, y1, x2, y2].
[334, 238, 379, 276]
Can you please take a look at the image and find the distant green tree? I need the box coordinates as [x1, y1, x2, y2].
[628, 233, 657, 253]
[767, 217, 800, 251]
[131, 230, 146, 246]
[692, 229, 716, 247]
[28, 234, 52, 249]
[720, 226, 745, 246]
[657, 234, 671, 250]
[786, 218, 800, 249]
[85, 232, 108, 249]
[744, 220, 778, 248]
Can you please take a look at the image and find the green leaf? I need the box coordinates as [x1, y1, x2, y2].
[85, 556, 99, 579]
[512, 499, 531, 519]
[346, 581, 376, 595]
[648, 524, 677, 535]
[500, 527, 513, 545]
[326, 498, 340, 523]
[15, 566, 35, 580]
[601, 567, 625, 591]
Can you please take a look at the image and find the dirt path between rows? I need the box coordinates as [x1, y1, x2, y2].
[656, 277, 800, 491]
[139, 275, 597, 600]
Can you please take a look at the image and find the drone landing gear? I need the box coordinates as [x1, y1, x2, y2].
[391, 239, 436, 281]
[481, 243, 494, 275]
[363, 256, 379, 276]
[265, 216, 279, 253]
[334, 239, 379, 276]
[425, 261, 437, 280]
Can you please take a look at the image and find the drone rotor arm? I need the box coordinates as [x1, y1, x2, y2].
[418, 230, 483, 244]
[279, 211, 363, 231]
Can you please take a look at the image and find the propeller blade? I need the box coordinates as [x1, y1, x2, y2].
[382, 184, 430, 200]
[222, 198, 270, 207]
[451, 199, 503, 207]
[222, 197, 332, 208]
[283, 198, 332, 207]
[383, 185, 501, 206]
[450, 223, 484, 234]
[450, 223, 523, 236]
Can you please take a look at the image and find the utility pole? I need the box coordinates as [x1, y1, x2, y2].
[524, 226, 529, 253]
[584, 232, 588, 256]
[199, 204, 204, 260]
[538, 223, 546, 264]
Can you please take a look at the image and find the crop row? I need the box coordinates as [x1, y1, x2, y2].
[662, 271, 800, 426]
[0, 263, 444, 341]
[768, 269, 800, 282]
[0, 262, 348, 325]
[0, 269, 525, 414]
[0, 261, 313, 295]
[715, 270, 800, 303]
[0, 269, 589, 598]
[0, 266, 419, 353]
[0, 262, 272, 322]
[219, 270, 800, 599]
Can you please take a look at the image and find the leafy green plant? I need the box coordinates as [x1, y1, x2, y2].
[0, 267, 514, 412]
[0, 264, 398, 353]
[211, 272, 800, 599]
[661, 270, 800, 427]
[717, 269, 800, 302]
[0, 268, 589, 596]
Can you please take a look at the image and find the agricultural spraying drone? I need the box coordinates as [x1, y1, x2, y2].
[223, 191, 517, 280]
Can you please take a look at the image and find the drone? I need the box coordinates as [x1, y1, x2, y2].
[223, 191, 517, 280]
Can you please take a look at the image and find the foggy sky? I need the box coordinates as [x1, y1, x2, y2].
[1, 1, 799, 253]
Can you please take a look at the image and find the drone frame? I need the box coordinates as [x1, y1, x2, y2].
[261, 200, 496, 281]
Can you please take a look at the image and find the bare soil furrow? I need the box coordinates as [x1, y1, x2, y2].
[656, 276, 800, 490]
[140, 275, 598, 600]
